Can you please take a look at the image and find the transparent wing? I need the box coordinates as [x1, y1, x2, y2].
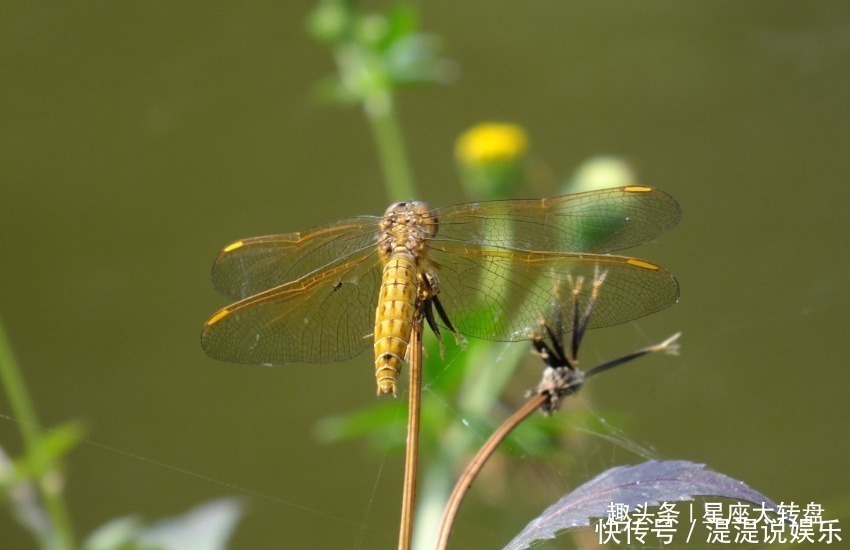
[426, 243, 679, 341]
[202, 251, 383, 365]
[432, 186, 681, 254]
[211, 216, 382, 301]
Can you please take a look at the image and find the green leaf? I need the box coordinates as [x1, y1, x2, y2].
[381, 4, 419, 51]
[314, 401, 407, 451]
[14, 420, 85, 479]
[385, 34, 450, 86]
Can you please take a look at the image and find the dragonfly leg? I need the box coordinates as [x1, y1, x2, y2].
[420, 268, 467, 351]
[423, 298, 446, 359]
[417, 269, 445, 358]
[432, 295, 467, 349]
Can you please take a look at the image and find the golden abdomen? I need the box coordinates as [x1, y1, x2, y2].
[373, 251, 418, 396]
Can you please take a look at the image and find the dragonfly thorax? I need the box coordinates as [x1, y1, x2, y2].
[378, 201, 438, 261]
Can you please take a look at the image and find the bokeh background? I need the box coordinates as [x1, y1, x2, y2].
[2, 1, 849, 548]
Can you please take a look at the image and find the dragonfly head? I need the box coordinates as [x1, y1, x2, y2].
[383, 201, 438, 238]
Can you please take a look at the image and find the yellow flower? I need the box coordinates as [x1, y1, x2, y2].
[455, 123, 529, 199]
[455, 123, 528, 165]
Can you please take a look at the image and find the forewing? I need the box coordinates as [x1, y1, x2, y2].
[426, 244, 679, 341]
[202, 252, 383, 365]
[432, 186, 681, 254]
[211, 216, 381, 301]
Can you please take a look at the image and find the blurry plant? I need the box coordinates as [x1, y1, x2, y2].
[0, 316, 244, 549]
[308, 0, 453, 201]
[567, 155, 638, 193]
[0, 315, 78, 549]
[455, 123, 528, 199]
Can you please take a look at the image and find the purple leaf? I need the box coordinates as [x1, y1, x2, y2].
[504, 460, 778, 550]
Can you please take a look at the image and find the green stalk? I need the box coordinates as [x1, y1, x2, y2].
[364, 91, 416, 201]
[0, 315, 75, 550]
[326, 8, 416, 202]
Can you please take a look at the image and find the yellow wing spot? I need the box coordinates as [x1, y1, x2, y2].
[223, 241, 244, 253]
[207, 308, 231, 326]
[627, 258, 661, 271]
[624, 185, 652, 193]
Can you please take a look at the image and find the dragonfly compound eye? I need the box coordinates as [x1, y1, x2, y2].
[406, 201, 438, 238]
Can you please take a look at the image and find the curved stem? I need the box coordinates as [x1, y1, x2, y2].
[435, 394, 547, 550]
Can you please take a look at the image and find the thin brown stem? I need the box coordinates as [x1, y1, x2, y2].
[398, 317, 424, 550]
[435, 393, 548, 550]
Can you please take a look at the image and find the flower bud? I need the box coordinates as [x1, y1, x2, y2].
[455, 123, 528, 199]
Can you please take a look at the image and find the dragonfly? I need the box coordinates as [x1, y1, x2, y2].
[201, 185, 681, 396]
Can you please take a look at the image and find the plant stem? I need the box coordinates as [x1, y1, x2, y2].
[398, 316, 423, 550]
[0, 315, 75, 550]
[413, 340, 529, 549]
[435, 394, 547, 550]
[365, 92, 416, 201]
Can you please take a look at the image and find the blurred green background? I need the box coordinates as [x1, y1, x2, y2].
[2, 1, 849, 548]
